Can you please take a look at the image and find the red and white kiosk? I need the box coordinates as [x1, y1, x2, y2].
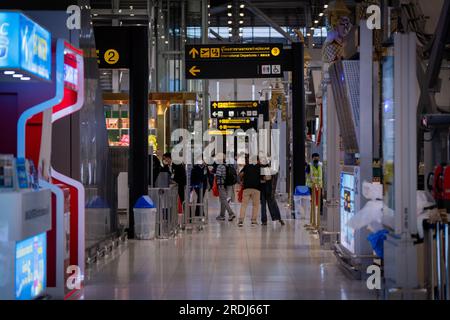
[0, 11, 85, 300]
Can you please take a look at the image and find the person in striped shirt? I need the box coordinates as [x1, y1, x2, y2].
[215, 153, 236, 222]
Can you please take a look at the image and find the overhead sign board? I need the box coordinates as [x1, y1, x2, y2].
[185, 44, 285, 79]
[210, 101, 268, 120]
[210, 101, 269, 134]
[0, 12, 52, 80]
[93, 27, 131, 68]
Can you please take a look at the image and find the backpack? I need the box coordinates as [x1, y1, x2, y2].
[225, 165, 237, 186]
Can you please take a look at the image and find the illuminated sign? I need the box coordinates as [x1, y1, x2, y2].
[15, 233, 47, 300]
[210, 101, 266, 119]
[340, 172, 356, 253]
[185, 43, 285, 79]
[64, 63, 78, 90]
[0, 12, 51, 80]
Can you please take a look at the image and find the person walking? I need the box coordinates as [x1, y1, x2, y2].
[215, 153, 236, 221]
[238, 155, 261, 227]
[190, 161, 208, 217]
[259, 156, 285, 226]
[225, 161, 238, 203]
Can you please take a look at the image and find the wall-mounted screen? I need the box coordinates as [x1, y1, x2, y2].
[340, 172, 356, 253]
[15, 233, 46, 300]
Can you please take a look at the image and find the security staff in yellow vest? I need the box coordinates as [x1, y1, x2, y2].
[307, 153, 323, 230]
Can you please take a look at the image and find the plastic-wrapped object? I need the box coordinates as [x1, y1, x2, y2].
[134, 196, 157, 240]
[367, 229, 389, 258]
[362, 181, 382, 200]
[294, 186, 311, 219]
[347, 181, 386, 231]
[347, 198, 383, 230]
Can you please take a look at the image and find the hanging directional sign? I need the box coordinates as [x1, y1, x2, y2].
[185, 43, 285, 79]
[209, 101, 269, 134]
[217, 118, 257, 131]
[210, 101, 268, 120]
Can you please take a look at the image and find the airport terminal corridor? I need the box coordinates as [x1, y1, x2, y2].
[1, 0, 450, 305]
[82, 197, 375, 300]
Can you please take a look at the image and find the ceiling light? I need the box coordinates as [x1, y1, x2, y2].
[240, 4, 245, 8]
[118, 9, 122, 13]
[165, 40, 169, 44]
[239, 13, 244, 17]
[310, 27, 314, 30]
[130, 13, 135, 16]
[228, 27, 232, 31]
[4, 71, 15, 75]
[161, 35, 165, 39]
[306, 33, 311, 37]
[20, 77, 31, 81]
[324, 4, 328, 9]
[130, 5, 133, 9]
[208, 4, 210, 8]
[227, 5, 232, 9]
[319, 12, 324, 17]
[239, 33, 243, 37]
[239, 20, 244, 24]
[13, 74, 23, 78]
[314, 20, 319, 24]
[228, 13, 232, 16]
[228, 20, 232, 24]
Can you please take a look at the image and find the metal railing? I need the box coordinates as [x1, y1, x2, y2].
[148, 185, 180, 239]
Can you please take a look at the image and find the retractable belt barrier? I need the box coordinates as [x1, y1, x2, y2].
[148, 185, 179, 239]
[183, 185, 208, 231]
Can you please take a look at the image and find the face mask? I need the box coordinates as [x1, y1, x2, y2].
[313, 159, 319, 167]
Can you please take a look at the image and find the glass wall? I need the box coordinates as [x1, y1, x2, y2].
[78, 0, 119, 254]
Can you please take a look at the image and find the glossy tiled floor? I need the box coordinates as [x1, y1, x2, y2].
[81, 196, 377, 300]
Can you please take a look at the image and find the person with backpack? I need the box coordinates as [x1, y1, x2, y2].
[225, 161, 238, 204]
[215, 153, 236, 221]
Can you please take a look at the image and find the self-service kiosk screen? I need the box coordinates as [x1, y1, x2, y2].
[340, 172, 356, 253]
[15, 233, 46, 300]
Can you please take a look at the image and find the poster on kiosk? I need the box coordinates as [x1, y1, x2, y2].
[0, 11, 85, 300]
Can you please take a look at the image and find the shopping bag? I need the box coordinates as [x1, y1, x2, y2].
[238, 184, 244, 203]
[212, 177, 219, 197]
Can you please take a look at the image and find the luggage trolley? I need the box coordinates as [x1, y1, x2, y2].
[184, 185, 208, 232]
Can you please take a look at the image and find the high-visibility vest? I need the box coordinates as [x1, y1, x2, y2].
[309, 162, 323, 188]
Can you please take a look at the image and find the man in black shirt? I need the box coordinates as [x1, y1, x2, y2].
[238, 155, 261, 227]
[161, 152, 186, 206]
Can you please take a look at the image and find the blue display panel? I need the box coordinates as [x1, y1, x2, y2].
[0, 12, 51, 80]
[382, 55, 395, 213]
[15, 233, 46, 300]
[340, 172, 356, 253]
